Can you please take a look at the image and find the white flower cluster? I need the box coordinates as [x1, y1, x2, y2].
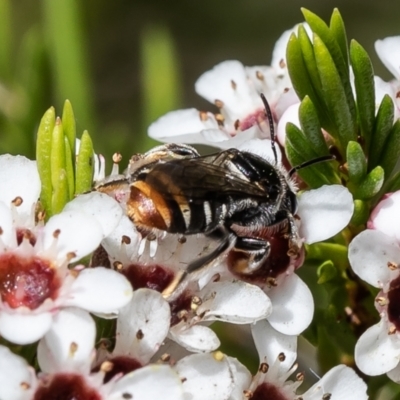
[4, 22, 394, 400]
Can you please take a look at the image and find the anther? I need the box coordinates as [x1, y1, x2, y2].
[256, 70, 264, 80]
[12, 196, 23, 206]
[278, 352, 286, 362]
[53, 229, 61, 238]
[113, 261, 123, 271]
[112, 153, 123, 163]
[214, 99, 224, 108]
[199, 111, 208, 121]
[122, 235, 131, 245]
[387, 261, 398, 270]
[100, 361, 114, 372]
[161, 353, 171, 362]
[231, 80, 237, 90]
[69, 342, 78, 355]
[259, 362, 269, 373]
[136, 329, 144, 339]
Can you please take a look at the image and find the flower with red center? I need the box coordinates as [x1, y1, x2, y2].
[349, 192, 400, 380]
[0, 307, 186, 400]
[229, 319, 368, 400]
[0, 180, 133, 344]
[147, 25, 303, 150]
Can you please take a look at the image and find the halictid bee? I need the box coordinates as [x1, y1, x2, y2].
[96, 94, 332, 295]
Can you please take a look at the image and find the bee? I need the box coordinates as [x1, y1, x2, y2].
[96, 94, 332, 295]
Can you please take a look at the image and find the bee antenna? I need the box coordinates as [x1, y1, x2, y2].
[289, 155, 336, 177]
[260, 93, 278, 165]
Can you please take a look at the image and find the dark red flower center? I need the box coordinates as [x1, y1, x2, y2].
[388, 275, 400, 330]
[34, 373, 101, 400]
[0, 253, 60, 309]
[251, 382, 290, 400]
[121, 263, 174, 292]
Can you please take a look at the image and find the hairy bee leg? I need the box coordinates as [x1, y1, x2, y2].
[162, 229, 232, 299]
[286, 212, 301, 257]
[233, 237, 271, 274]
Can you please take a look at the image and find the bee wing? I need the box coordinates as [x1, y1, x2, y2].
[141, 157, 267, 200]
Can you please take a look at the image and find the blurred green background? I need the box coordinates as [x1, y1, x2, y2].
[1, 0, 399, 169]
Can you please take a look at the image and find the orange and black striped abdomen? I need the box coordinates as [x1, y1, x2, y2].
[128, 162, 224, 234]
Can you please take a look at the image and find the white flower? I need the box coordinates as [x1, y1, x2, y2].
[148, 25, 301, 150]
[349, 229, 400, 378]
[0, 160, 133, 344]
[0, 307, 185, 400]
[375, 36, 400, 119]
[0, 154, 41, 228]
[230, 319, 368, 400]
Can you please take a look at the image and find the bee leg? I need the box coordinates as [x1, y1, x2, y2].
[161, 228, 232, 299]
[233, 237, 271, 274]
[284, 213, 302, 257]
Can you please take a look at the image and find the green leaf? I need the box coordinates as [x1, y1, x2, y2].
[351, 199, 370, 226]
[329, 9, 349, 67]
[36, 107, 55, 218]
[62, 99, 76, 164]
[64, 137, 74, 200]
[346, 141, 367, 184]
[355, 166, 385, 200]
[386, 171, 400, 193]
[52, 169, 68, 215]
[368, 94, 394, 170]
[297, 25, 323, 100]
[298, 96, 330, 155]
[286, 33, 320, 106]
[285, 123, 331, 188]
[379, 119, 400, 180]
[50, 117, 68, 215]
[350, 40, 375, 149]
[75, 130, 94, 194]
[317, 260, 337, 284]
[313, 34, 356, 152]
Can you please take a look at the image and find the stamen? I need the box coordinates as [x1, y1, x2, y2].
[12, 196, 23, 207]
[214, 99, 224, 108]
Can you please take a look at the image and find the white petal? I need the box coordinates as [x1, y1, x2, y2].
[375, 36, 400, 80]
[101, 214, 141, 261]
[251, 319, 297, 372]
[37, 308, 95, 373]
[108, 364, 184, 400]
[368, 191, 400, 241]
[0, 201, 14, 247]
[267, 273, 314, 335]
[276, 102, 300, 146]
[304, 365, 368, 400]
[169, 325, 220, 353]
[113, 289, 170, 363]
[63, 192, 123, 238]
[195, 60, 255, 117]
[226, 357, 252, 400]
[202, 126, 262, 149]
[348, 230, 399, 287]
[199, 281, 271, 323]
[0, 345, 36, 400]
[0, 155, 40, 218]
[237, 138, 282, 164]
[148, 108, 220, 144]
[44, 210, 103, 262]
[65, 267, 133, 314]
[0, 311, 52, 344]
[175, 353, 234, 400]
[374, 76, 397, 112]
[271, 23, 312, 68]
[298, 185, 354, 244]
[355, 321, 400, 376]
